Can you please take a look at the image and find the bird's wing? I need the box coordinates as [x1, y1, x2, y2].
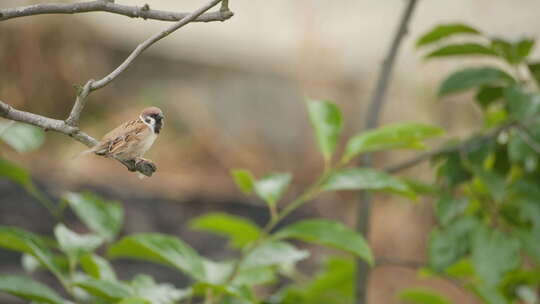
[94, 119, 148, 156]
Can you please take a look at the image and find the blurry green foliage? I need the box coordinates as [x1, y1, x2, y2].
[0, 98, 442, 303]
[414, 22, 540, 303]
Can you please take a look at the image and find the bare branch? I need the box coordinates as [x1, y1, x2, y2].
[89, 0, 224, 91]
[0, 100, 157, 176]
[0, 1, 233, 23]
[0, 0, 230, 178]
[0, 100, 97, 146]
[356, 1, 420, 303]
[66, 80, 93, 127]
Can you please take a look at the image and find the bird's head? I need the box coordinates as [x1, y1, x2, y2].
[140, 107, 164, 134]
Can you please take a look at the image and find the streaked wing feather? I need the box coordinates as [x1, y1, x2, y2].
[97, 119, 146, 156]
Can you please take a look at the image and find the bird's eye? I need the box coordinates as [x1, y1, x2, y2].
[145, 119, 151, 123]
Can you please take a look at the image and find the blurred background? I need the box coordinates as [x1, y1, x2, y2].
[1, 0, 539, 303]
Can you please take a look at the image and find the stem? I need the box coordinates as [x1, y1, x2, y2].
[204, 289, 214, 304]
[356, 0, 420, 303]
[213, 168, 333, 303]
[26, 185, 63, 221]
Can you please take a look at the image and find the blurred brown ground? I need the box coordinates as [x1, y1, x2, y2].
[3, 1, 539, 302]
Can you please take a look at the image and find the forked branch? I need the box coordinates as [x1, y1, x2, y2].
[0, 0, 231, 177]
[0, 1, 233, 23]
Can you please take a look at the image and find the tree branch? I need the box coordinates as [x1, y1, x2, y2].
[356, 1, 420, 303]
[66, 80, 93, 127]
[89, 0, 224, 91]
[1, 0, 231, 177]
[0, 100, 97, 147]
[384, 121, 518, 174]
[0, 1, 233, 23]
[0, 100, 157, 176]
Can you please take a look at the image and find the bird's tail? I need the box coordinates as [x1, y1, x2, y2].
[71, 147, 96, 160]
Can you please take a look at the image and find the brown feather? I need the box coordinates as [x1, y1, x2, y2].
[92, 118, 153, 160]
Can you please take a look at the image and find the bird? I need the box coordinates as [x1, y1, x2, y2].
[78, 107, 164, 172]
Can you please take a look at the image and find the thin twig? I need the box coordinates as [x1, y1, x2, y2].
[0, 1, 233, 23]
[66, 80, 93, 127]
[89, 0, 224, 91]
[356, 1, 419, 303]
[516, 125, 540, 153]
[0, 100, 97, 146]
[383, 121, 518, 174]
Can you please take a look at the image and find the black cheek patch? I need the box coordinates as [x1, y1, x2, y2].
[154, 118, 163, 134]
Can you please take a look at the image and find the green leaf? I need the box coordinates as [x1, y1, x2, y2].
[74, 277, 132, 301]
[189, 213, 261, 249]
[436, 151, 472, 187]
[474, 284, 508, 304]
[307, 100, 343, 161]
[254, 173, 292, 207]
[508, 134, 537, 170]
[343, 123, 443, 161]
[436, 195, 468, 226]
[21, 253, 41, 273]
[0, 275, 67, 304]
[0, 157, 31, 187]
[278, 257, 355, 304]
[514, 229, 540, 263]
[231, 170, 255, 194]
[0, 122, 45, 152]
[416, 23, 480, 47]
[108, 233, 205, 280]
[0, 226, 45, 254]
[475, 86, 504, 108]
[399, 288, 452, 304]
[131, 275, 190, 304]
[233, 266, 276, 287]
[275, 219, 373, 265]
[64, 192, 123, 241]
[403, 179, 440, 196]
[472, 225, 520, 286]
[117, 298, 151, 304]
[321, 168, 415, 198]
[516, 39, 535, 62]
[491, 38, 535, 64]
[474, 169, 507, 203]
[504, 86, 540, 120]
[438, 67, 514, 96]
[527, 62, 540, 87]
[201, 259, 275, 286]
[192, 280, 259, 303]
[425, 43, 496, 58]
[428, 218, 479, 271]
[0, 227, 63, 278]
[444, 258, 475, 279]
[80, 254, 117, 281]
[54, 224, 103, 261]
[520, 201, 540, 233]
[243, 241, 309, 268]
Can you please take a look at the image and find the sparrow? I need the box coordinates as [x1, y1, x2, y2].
[80, 107, 164, 166]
